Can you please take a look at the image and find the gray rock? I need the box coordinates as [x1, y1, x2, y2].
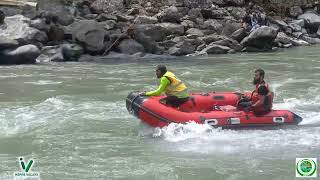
[292, 32, 303, 38]
[229, 7, 247, 20]
[289, 6, 303, 18]
[221, 21, 241, 37]
[0, 37, 19, 49]
[168, 40, 196, 56]
[118, 39, 145, 55]
[231, 28, 247, 42]
[290, 39, 310, 46]
[201, 8, 229, 19]
[275, 32, 292, 44]
[317, 26, 320, 37]
[240, 26, 278, 49]
[134, 24, 167, 42]
[116, 14, 133, 22]
[135, 16, 158, 24]
[298, 12, 320, 30]
[200, 44, 231, 54]
[19, 28, 48, 45]
[2, 15, 47, 45]
[96, 14, 117, 22]
[196, 43, 206, 51]
[186, 28, 204, 37]
[0, 44, 40, 64]
[30, 19, 49, 31]
[158, 6, 182, 23]
[271, 19, 288, 30]
[71, 20, 106, 53]
[212, 38, 242, 51]
[288, 22, 302, 32]
[203, 19, 223, 33]
[90, 0, 124, 14]
[84, 14, 98, 20]
[37, 0, 74, 26]
[301, 35, 320, 44]
[301, 28, 308, 34]
[269, 23, 281, 32]
[181, 20, 196, 29]
[36, 45, 61, 63]
[200, 34, 228, 44]
[292, 19, 305, 27]
[0, 6, 22, 16]
[159, 23, 185, 36]
[61, 44, 84, 61]
[101, 20, 117, 30]
[133, 31, 163, 54]
[188, 8, 203, 21]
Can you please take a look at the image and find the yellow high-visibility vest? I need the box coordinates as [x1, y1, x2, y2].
[163, 71, 188, 98]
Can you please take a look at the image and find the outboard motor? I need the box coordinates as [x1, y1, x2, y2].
[126, 92, 148, 117]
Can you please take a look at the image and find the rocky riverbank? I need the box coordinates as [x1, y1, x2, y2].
[1, 0, 320, 64]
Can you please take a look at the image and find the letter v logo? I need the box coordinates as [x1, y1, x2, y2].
[19, 157, 34, 172]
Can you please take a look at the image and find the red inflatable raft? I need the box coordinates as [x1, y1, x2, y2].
[126, 92, 303, 129]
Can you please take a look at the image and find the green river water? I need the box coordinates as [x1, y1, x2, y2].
[0, 46, 320, 180]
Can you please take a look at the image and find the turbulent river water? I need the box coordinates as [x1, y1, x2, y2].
[0, 46, 320, 180]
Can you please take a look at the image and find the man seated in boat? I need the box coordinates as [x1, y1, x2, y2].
[140, 65, 189, 107]
[238, 68, 273, 115]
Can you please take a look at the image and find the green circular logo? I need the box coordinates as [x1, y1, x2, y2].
[297, 159, 317, 177]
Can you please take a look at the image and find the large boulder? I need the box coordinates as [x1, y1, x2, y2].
[301, 35, 320, 44]
[134, 24, 167, 42]
[71, 20, 106, 53]
[186, 28, 204, 37]
[0, 37, 19, 49]
[30, 19, 50, 32]
[135, 16, 158, 24]
[200, 44, 231, 54]
[270, 19, 289, 31]
[118, 39, 145, 55]
[240, 26, 278, 49]
[0, 44, 40, 64]
[90, 0, 124, 14]
[36, 46, 63, 63]
[229, 7, 247, 20]
[61, 44, 84, 61]
[201, 8, 229, 19]
[159, 23, 185, 36]
[221, 21, 241, 36]
[288, 22, 302, 32]
[168, 40, 196, 56]
[231, 28, 247, 42]
[203, 19, 223, 33]
[290, 39, 310, 46]
[133, 31, 163, 54]
[212, 38, 242, 51]
[289, 6, 303, 18]
[188, 8, 203, 21]
[200, 34, 229, 44]
[298, 12, 320, 31]
[158, 6, 182, 23]
[2, 15, 48, 45]
[275, 32, 292, 44]
[37, 0, 74, 26]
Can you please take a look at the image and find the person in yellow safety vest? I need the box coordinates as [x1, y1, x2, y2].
[140, 65, 189, 107]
